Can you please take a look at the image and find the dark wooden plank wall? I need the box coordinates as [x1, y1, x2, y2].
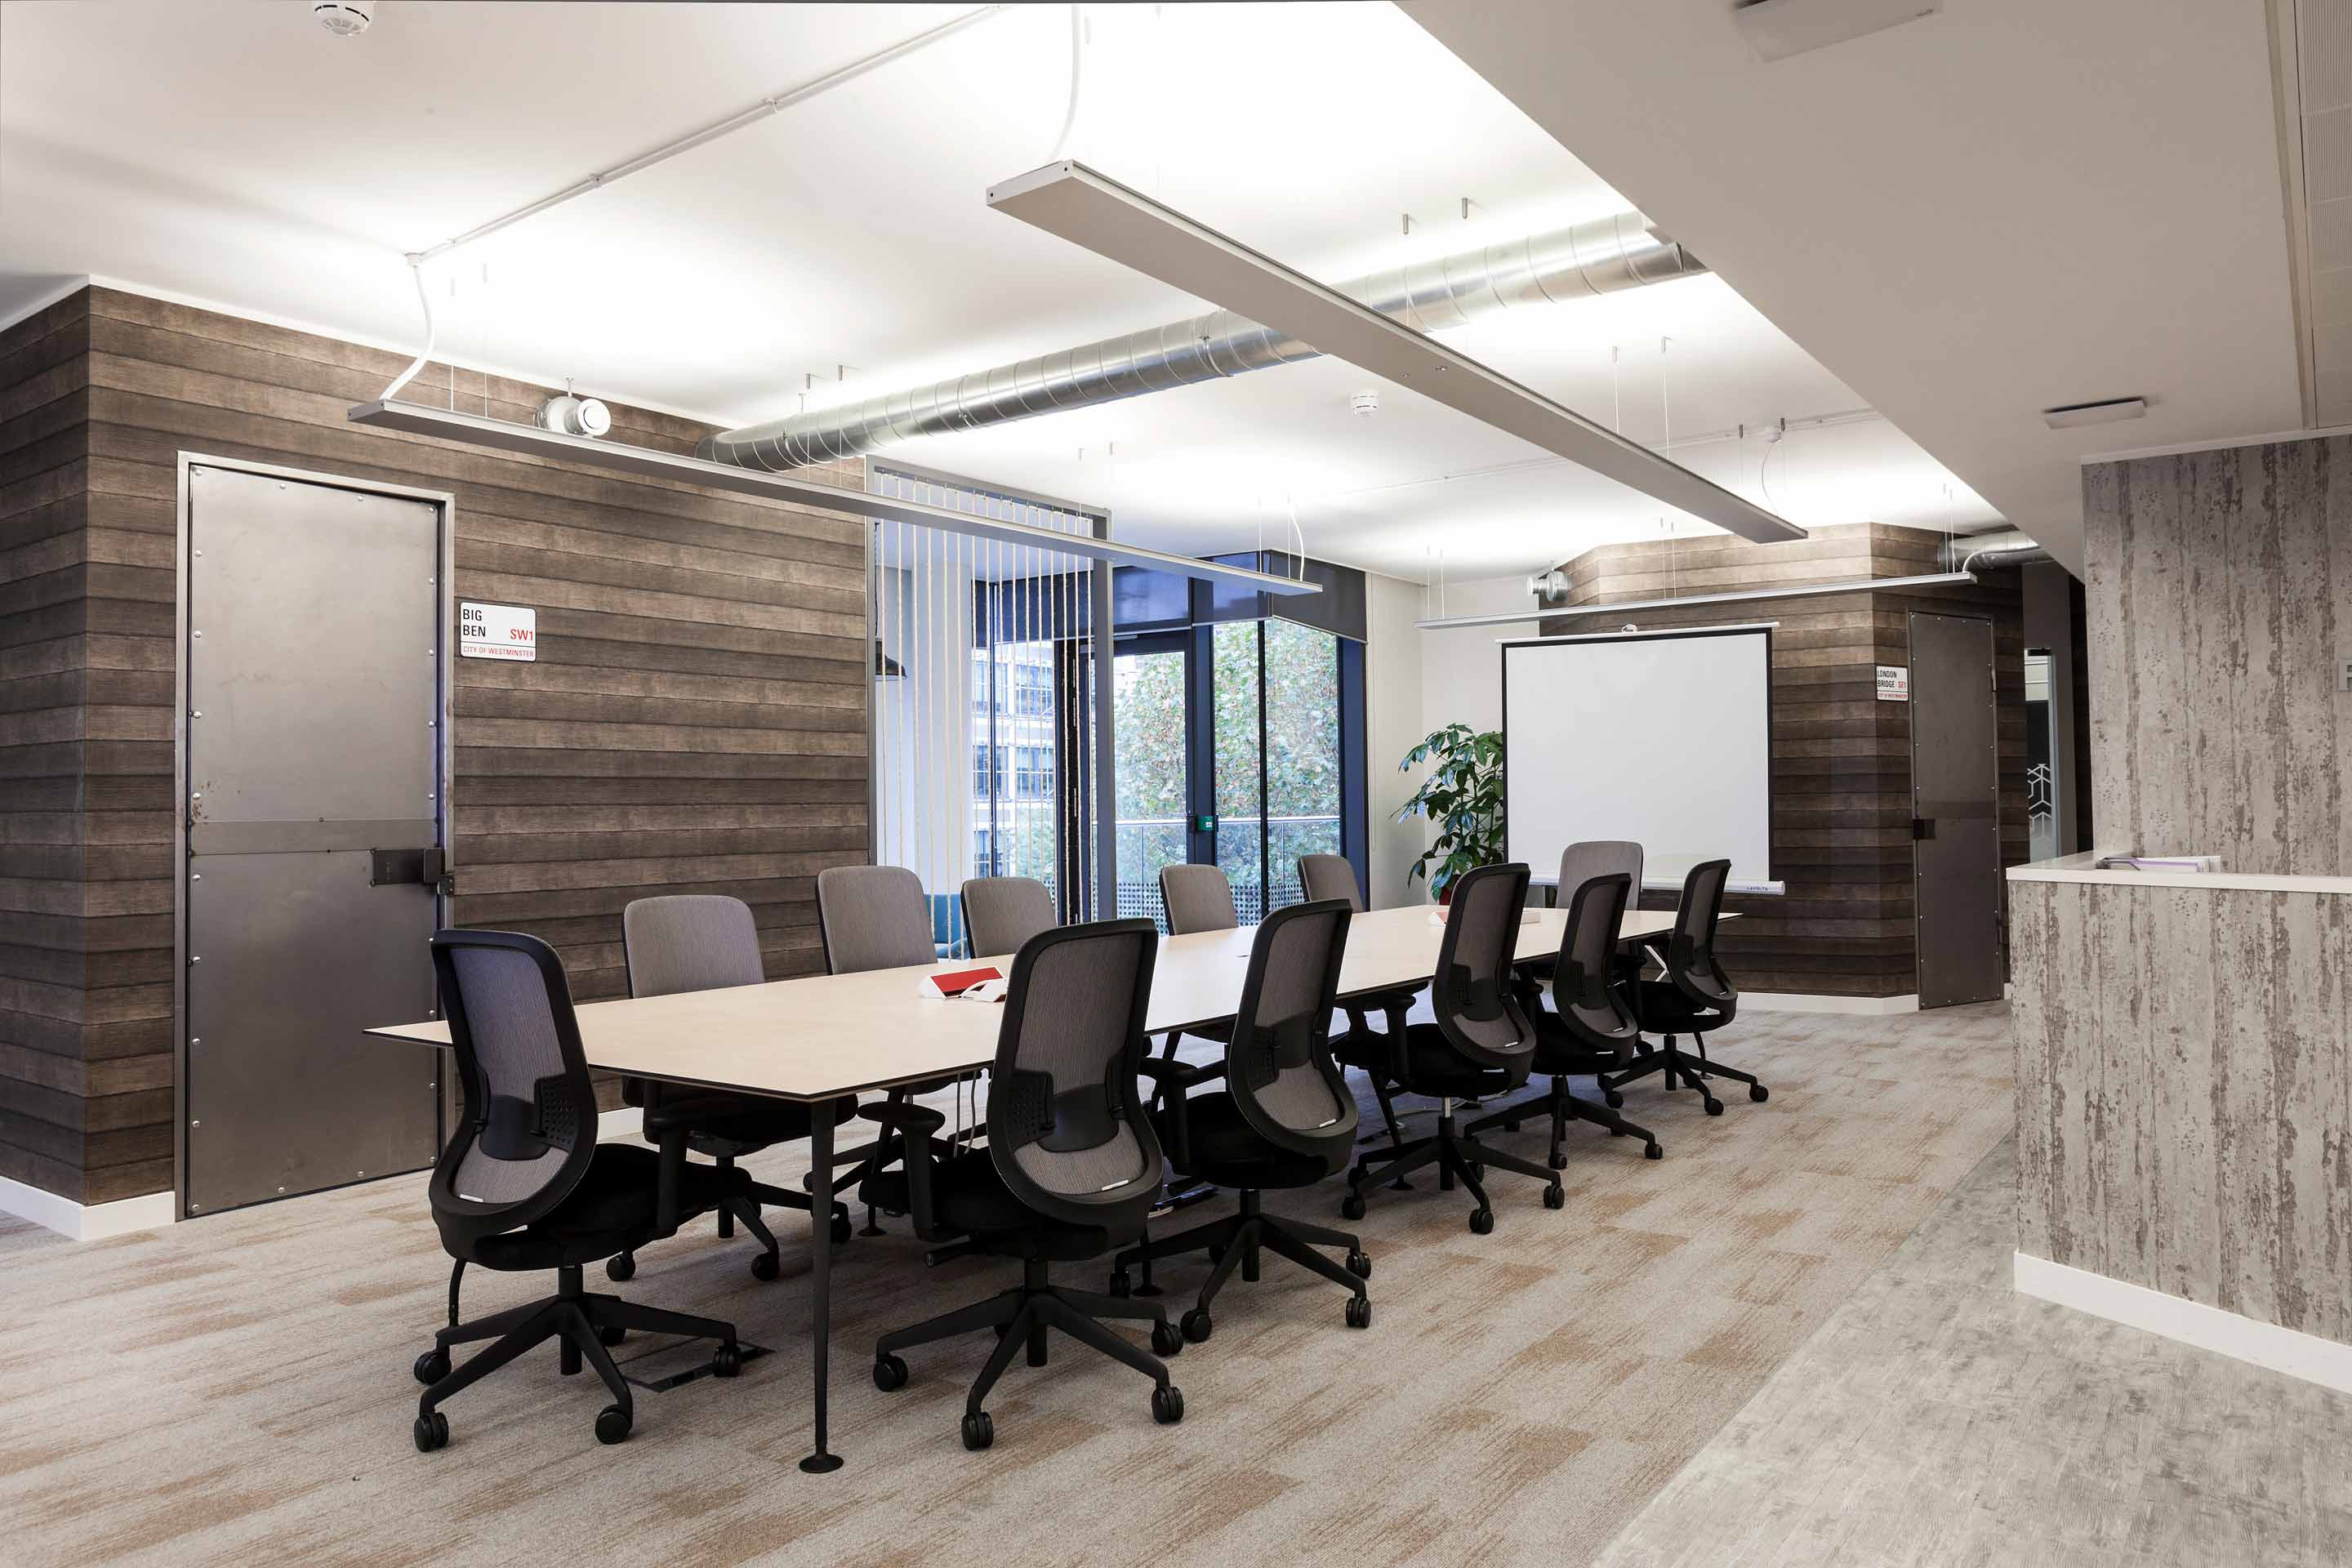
[0, 290, 137, 1205]
[1540, 523, 2027, 999]
[2, 284, 874, 1205]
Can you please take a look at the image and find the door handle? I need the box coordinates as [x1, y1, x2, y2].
[370, 846, 448, 889]
[1911, 817, 1936, 841]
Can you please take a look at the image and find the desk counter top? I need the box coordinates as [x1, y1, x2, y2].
[2006, 851, 2352, 897]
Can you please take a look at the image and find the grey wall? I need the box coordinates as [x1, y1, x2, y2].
[2083, 438, 2352, 874]
[2011, 876, 2352, 1343]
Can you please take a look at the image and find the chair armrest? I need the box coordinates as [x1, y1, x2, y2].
[857, 1101, 948, 1136]
[1139, 1066, 1197, 1169]
[652, 1122, 691, 1236]
[1137, 1058, 1223, 1090]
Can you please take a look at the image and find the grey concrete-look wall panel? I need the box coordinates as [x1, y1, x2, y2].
[2014, 875, 2352, 1344]
[2087, 437, 2352, 875]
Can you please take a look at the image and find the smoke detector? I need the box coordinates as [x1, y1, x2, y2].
[313, 2, 374, 37]
[537, 393, 612, 439]
[1349, 389, 1380, 417]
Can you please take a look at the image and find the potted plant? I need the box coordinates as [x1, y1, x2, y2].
[1394, 724, 1504, 903]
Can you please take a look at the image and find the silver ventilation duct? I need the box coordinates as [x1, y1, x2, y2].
[702, 210, 1706, 470]
[1942, 528, 2051, 569]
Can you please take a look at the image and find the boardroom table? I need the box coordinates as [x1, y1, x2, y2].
[368, 901, 1700, 1474]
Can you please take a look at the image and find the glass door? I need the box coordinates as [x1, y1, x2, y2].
[1112, 634, 1192, 928]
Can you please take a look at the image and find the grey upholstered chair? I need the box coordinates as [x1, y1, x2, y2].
[960, 875, 1058, 959]
[1158, 863, 1239, 936]
[1115, 897, 1373, 1339]
[866, 919, 1186, 1451]
[816, 863, 961, 1230]
[1530, 840, 1647, 992]
[816, 864, 938, 974]
[1298, 852, 1419, 1162]
[610, 895, 853, 1284]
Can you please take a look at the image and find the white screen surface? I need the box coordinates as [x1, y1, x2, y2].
[1502, 628, 1774, 891]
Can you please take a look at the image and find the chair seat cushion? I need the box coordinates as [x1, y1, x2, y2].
[644, 1092, 858, 1156]
[470, 1145, 746, 1272]
[1530, 1008, 1634, 1074]
[1159, 1091, 1330, 1188]
[1334, 1022, 1513, 1098]
[860, 1148, 1120, 1261]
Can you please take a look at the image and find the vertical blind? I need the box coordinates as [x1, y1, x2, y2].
[868, 468, 1105, 947]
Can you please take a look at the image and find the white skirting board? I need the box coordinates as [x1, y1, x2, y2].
[1740, 991, 1920, 1016]
[2, 1108, 647, 1244]
[0, 1174, 176, 1243]
[2015, 1251, 2352, 1395]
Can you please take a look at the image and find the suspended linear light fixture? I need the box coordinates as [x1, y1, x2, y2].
[985, 160, 1807, 546]
[345, 399, 1320, 598]
[1414, 571, 1976, 630]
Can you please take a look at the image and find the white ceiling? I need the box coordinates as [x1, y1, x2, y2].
[5, 1, 2010, 578]
[1405, 0, 2306, 576]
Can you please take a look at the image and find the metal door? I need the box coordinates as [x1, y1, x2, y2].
[1907, 611, 2003, 1007]
[179, 459, 448, 1215]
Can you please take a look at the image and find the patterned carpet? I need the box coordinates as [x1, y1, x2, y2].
[0, 1002, 2015, 1568]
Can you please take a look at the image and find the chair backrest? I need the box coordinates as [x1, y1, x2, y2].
[961, 875, 1058, 959]
[1551, 872, 1640, 1052]
[426, 929, 598, 1250]
[1160, 863, 1238, 934]
[1428, 861, 1537, 1077]
[816, 864, 937, 974]
[1557, 840, 1642, 907]
[1226, 898, 1357, 1169]
[985, 919, 1165, 1231]
[1295, 853, 1365, 912]
[1665, 858, 1738, 1015]
[622, 894, 764, 998]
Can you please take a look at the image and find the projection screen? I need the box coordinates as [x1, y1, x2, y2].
[1501, 625, 1780, 894]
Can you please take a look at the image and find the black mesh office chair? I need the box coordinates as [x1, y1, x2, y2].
[865, 919, 1187, 1451]
[961, 875, 1058, 959]
[1112, 898, 1372, 1339]
[1297, 853, 1419, 1165]
[1468, 872, 1663, 1165]
[1340, 862, 1561, 1232]
[606, 895, 853, 1285]
[1600, 859, 1769, 1116]
[817, 864, 964, 1231]
[411, 929, 742, 1453]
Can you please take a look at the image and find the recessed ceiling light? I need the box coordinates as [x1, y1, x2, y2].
[2040, 397, 2148, 430]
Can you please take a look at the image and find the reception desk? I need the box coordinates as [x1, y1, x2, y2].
[2008, 854, 2352, 1388]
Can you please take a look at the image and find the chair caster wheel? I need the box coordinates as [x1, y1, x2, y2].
[1340, 1192, 1366, 1222]
[1151, 1320, 1183, 1356]
[1109, 1269, 1133, 1298]
[1180, 1307, 1213, 1344]
[750, 1251, 781, 1282]
[605, 1252, 635, 1283]
[1645, 1142, 1664, 1161]
[412, 1348, 450, 1386]
[600, 1324, 627, 1347]
[961, 1410, 995, 1450]
[412, 1410, 448, 1452]
[1346, 1250, 1372, 1279]
[992, 1323, 1009, 1340]
[872, 1353, 908, 1392]
[1468, 1207, 1495, 1236]
[1503, 1120, 1521, 1133]
[1750, 1085, 1770, 1103]
[1345, 1294, 1372, 1330]
[1543, 1183, 1565, 1210]
[595, 1405, 632, 1446]
[1151, 1384, 1185, 1425]
[1603, 1090, 1624, 1109]
[1207, 1244, 1226, 1266]
[832, 1213, 855, 1245]
[710, 1343, 741, 1379]
[1548, 1151, 1569, 1169]
[1466, 1161, 1486, 1182]
[1704, 1097, 1725, 1116]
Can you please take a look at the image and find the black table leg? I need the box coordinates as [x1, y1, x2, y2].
[799, 1110, 842, 1474]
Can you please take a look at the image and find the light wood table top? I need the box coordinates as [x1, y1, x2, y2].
[367, 905, 1693, 1103]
